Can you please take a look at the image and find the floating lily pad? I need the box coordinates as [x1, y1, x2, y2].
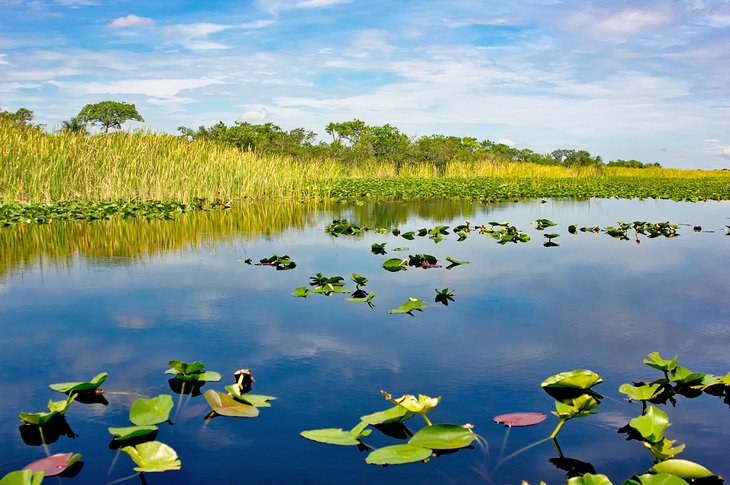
[542, 369, 603, 390]
[121, 441, 181, 473]
[130, 395, 173, 426]
[19, 396, 76, 426]
[291, 286, 313, 297]
[388, 298, 428, 315]
[165, 360, 221, 382]
[629, 405, 669, 444]
[23, 452, 82, 477]
[566, 473, 613, 485]
[408, 424, 475, 450]
[625, 473, 690, 485]
[204, 389, 259, 417]
[0, 470, 44, 485]
[300, 428, 365, 446]
[108, 425, 158, 441]
[365, 444, 432, 465]
[383, 258, 408, 272]
[648, 459, 716, 479]
[619, 383, 664, 401]
[360, 405, 413, 425]
[223, 386, 276, 407]
[493, 412, 547, 427]
[49, 372, 108, 394]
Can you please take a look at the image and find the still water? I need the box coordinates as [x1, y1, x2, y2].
[1, 198, 729, 484]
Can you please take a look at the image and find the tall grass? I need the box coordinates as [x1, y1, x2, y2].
[2, 119, 729, 204]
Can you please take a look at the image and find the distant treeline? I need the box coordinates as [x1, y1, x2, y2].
[1, 105, 660, 169]
[177, 119, 661, 169]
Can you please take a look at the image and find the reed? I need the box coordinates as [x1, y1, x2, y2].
[2, 120, 729, 204]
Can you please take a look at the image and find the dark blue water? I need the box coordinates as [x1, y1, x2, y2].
[1, 199, 729, 484]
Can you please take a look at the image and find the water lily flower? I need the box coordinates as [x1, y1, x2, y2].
[381, 390, 441, 425]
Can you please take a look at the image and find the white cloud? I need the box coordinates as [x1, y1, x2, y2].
[564, 7, 673, 39]
[108, 15, 154, 29]
[74, 77, 225, 100]
[705, 139, 730, 160]
[255, 0, 351, 13]
[241, 107, 269, 121]
[239, 19, 277, 29]
[498, 138, 516, 146]
[0, 53, 7, 65]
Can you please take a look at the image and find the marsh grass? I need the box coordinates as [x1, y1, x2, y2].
[3, 120, 730, 204]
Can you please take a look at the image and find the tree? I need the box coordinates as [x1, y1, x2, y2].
[0, 107, 36, 127]
[60, 116, 87, 134]
[77, 101, 144, 133]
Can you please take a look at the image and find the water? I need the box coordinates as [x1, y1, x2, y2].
[1, 198, 729, 484]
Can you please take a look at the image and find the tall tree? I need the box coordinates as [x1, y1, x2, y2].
[77, 101, 144, 133]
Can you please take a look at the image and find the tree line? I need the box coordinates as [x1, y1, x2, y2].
[1, 102, 661, 169]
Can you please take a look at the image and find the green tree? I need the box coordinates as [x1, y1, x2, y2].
[77, 101, 144, 133]
[0, 107, 36, 127]
[60, 116, 87, 134]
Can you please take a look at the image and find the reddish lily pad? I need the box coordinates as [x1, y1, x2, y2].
[24, 452, 83, 477]
[493, 412, 547, 427]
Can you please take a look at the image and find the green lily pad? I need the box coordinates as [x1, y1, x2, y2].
[383, 258, 408, 272]
[291, 286, 313, 297]
[629, 405, 669, 444]
[300, 428, 365, 446]
[624, 473, 690, 485]
[166, 360, 205, 375]
[0, 470, 44, 485]
[360, 405, 413, 425]
[542, 369, 603, 390]
[49, 372, 108, 394]
[567, 473, 613, 485]
[365, 444, 432, 465]
[19, 396, 76, 426]
[648, 459, 716, 479]
[618, 383, 664, 401]
[644, 352, 678, 373]
[130, 395, 174, 426]
[223, 386, 276, 407]
[408, 424, 475, 450]
[108, 425, 158, 441]
[121, 441, 181, 473]
[388, 298, 428, 315]
[204, 389, 259, 417]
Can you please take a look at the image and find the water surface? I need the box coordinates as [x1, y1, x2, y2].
[1, 198, 729, 484]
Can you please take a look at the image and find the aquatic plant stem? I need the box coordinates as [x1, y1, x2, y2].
[497, 426, 511, 464]
[420, 414, 433, 426]
[494, 437, 551, 471]
[550, 418, 567, 440]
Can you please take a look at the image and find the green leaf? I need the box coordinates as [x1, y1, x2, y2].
[300, 428, 363, 446]
[49, 372, 108, 393]
[130, 395, 174, 426]
[108, 425, 158, 441]
[623, 474, 689, 485]
[618, 382, 664, 401]
[360, 405, 413, 425]
[365, 444, 432, 465]
[408, 424, 475, 450]
[0, 470, 44, 485]
[388, 298, 428, 315]
[445, 256, 469, 268]
[166, 360, 205, 375]
[648, 459, 716, 479]
[121, 441, 181, 473]
[291, 286, 313, 297]
[383, 258, 407, 272]
[542, 369, 603, 390]
[203, 389, 259, 417]
[351, 273, 368, 285]
[553, 394, 601, 419]
[629, 405, 669, 444]
[567, 473, 613, 485]
[224, 386, 276, 407]
[644, 352, 678, 373]
[346, 292, 376, 304]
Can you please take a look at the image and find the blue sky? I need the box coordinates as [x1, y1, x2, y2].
[1, 0, 729, 168]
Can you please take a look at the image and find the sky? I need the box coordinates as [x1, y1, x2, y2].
[1, 0, 729, 169]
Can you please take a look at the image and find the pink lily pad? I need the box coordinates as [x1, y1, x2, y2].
[24, 452, 82, 476]
[493, 412, 547, 427]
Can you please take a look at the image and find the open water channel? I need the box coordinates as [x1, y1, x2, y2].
[1, 198, 729, 484]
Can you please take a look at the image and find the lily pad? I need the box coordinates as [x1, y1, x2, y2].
[648, 459, 716, 479]
[49, 372, 108, 394]
[383, 258, 408, 272]
[388, 298, 428, 315]
[360, 405, 413, 425]
[108, 425, 158, 441]
[618, 383, 664, 401]
[130, 395, 174, 426]
[629, 405, 669, 444]
[300, 428, 365, 446]
[204, 389, 259, 417]
[493, 412, 547, 427]
[625, 473, 690, 485]
[23, 452, 82, 477]
[408, 424, 475, 450]
[223, 386, 276, 407]
[0, 470, 44, 485]
[121, 441, 181, 473]
[567, 473, 613, 485]
[365, 444, 432, 465]
[542, 369, 603, 390]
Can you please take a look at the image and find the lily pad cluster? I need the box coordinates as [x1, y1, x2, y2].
[245, 254, 296, 270]
[541, 369, 604, 440]
[301, 390, 476, 466]
[6, 360, 276, 483]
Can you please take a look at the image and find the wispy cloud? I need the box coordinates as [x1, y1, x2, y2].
[108, 15, 154, 29]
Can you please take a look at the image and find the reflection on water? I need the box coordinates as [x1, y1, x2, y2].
[1, 198, 729, 483]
